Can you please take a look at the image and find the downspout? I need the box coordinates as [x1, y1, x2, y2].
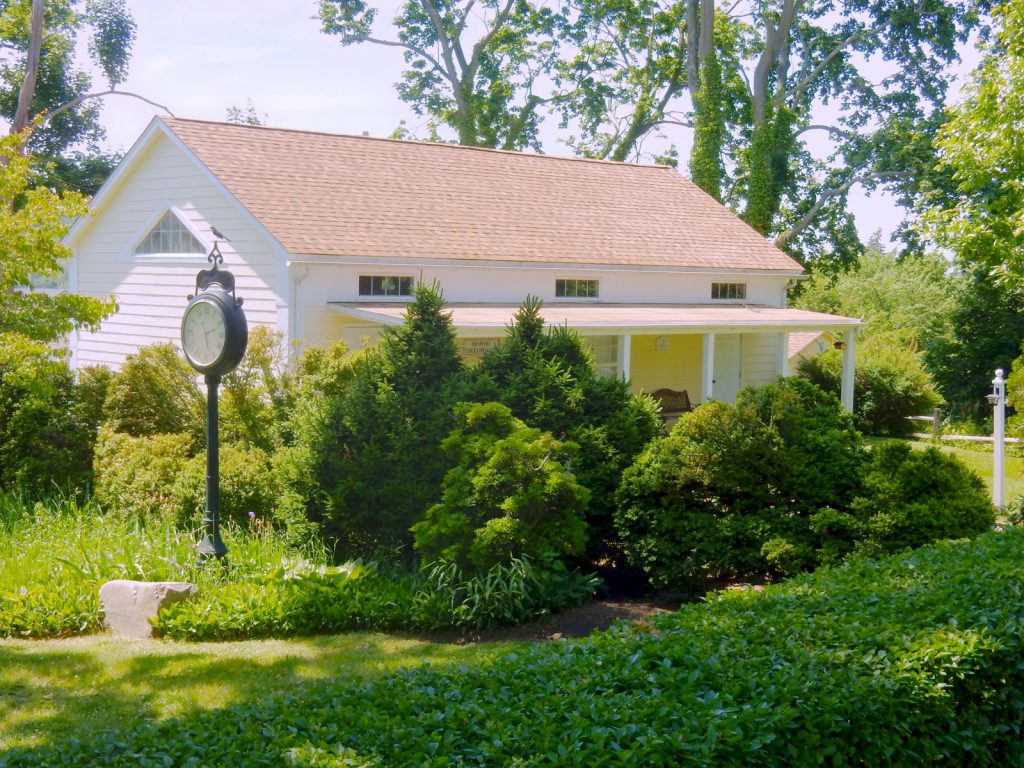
[288, 263, 310, 358]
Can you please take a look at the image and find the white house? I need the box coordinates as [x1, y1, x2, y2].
[66, 117, 861, 409]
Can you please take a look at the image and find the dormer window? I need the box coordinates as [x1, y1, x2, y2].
[556, 279, 598, 298]
[711, 282, 746, 300]
[135, 211, 205, 255]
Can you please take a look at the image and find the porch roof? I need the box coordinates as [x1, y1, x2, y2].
[327, 302, 863, 336]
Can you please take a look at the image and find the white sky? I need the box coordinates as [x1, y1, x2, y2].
[93, 0, 979, 247]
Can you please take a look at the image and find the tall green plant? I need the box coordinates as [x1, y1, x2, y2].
[301, 283, 466, 556]
[468, 296, 660, 563]
[411, 402, 589, 570]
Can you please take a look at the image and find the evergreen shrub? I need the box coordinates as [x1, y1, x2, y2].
[411, 401, 589, 569]
[815, 440, 995, 563]
[293, 283, 466, 556]
[468, 297, 660, 562]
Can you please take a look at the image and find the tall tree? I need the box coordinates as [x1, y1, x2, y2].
[320, 1, 984, 268]
[921, 1, 1024, 281]
[320, 0, 564, 150]
[0, 0, 160, 192]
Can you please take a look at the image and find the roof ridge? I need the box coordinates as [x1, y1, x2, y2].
[159, 116, 676, 172]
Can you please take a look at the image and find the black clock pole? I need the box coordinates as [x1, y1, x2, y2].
[198, 373, 227, 561]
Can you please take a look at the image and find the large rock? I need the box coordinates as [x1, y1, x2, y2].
[98, 580, 197, 639]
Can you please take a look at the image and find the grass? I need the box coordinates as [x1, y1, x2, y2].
[903, 438, 1024, 501]
[0, 632, 523, 751]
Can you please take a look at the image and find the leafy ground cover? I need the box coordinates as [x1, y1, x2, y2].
[3, 529, 1022, 767]
[0, 633, 519, 751]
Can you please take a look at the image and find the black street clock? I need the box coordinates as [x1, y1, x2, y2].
[181, 264, 247, 376]
[181, 242, 247, 560]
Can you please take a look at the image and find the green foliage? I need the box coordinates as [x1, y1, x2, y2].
[688, 48, 725, 200]
[320, 0, 562, 150]
[616, 378, 868, 585]
[101, 342, 204, 444]
[172, 442, 282, 528]
[0, 492, 322, 639]
[91, 426, 193, 521]
[0, 133, 114, 358]
[220, 324, 292, 452]
[798, 338, 942, 436]
[468, 296, 660, 563]
[0, 352, 95, 495]
[7, 530, 1024, 765]
[297, 283, 465, 555]
[926, 268, 1024, 422]
[92, 426, 283, 530]
[1, 0, 135, 191]
[922, 1, 1024, 280]
[411, 402, 589, 570]
[819, 441, 995, 563]
[794, 244, 960, 350]
[155, 556, 596, 640]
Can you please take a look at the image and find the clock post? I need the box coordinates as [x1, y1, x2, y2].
[181, 241, 248, 561]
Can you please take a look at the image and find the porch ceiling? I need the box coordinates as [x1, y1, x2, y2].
[327, 302, 863, 336]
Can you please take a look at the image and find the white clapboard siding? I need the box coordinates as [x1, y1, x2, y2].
[740, 332, 779, 388]
[73, 131, 283, 370]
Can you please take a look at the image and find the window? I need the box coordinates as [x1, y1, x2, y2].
[585, 335, 618, 378]
[556, 279, 599, 298]
[135, 211, 205, 255]
[359, 275, 414, 297]
[711, 282, 747, 300]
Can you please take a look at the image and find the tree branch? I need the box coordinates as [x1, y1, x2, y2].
[467, 0, 516, 84]
[794, 124, 858, 141]
[776, 24, 880, 109]
[44, 89, 175, 125]
[774, 170, 909, 247]
[353, 35, 447, 76]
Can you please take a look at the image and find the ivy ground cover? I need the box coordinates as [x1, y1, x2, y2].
[4, 529, 1023, 767]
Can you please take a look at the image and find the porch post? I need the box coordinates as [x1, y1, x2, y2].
[702, 332, 715, 402]
[840, 328, 856, 413]
[776, 332, 790, 378]
[619, 334, 632, 380]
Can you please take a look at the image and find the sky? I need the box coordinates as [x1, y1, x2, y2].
[93, 0, 980, 247]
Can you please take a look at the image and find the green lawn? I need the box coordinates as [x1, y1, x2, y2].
[906, 439, 1024, 501]
[0, 632, 523, 751]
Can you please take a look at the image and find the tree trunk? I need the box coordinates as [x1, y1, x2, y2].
[12, 0, 45, 136]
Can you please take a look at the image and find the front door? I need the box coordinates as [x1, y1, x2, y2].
[713, 334, 742, 403]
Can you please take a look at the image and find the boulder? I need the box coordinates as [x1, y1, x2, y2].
[98, 580, 197, 639]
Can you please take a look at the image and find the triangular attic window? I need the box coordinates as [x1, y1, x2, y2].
[135, 211, 204, 255]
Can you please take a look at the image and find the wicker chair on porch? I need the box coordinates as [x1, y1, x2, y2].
[651, 388, 692, 427]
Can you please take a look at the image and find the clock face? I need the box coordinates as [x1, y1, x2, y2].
[182, 299, 227, 367]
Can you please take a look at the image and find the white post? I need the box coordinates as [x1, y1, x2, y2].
[775, 332, 790, 378]
[992, 369, 1006, 509]
[620, 334, 632, 381]
[840, 329, 856, 413]
[702, 332, 715, 402]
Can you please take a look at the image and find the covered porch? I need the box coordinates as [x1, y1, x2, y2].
[327, 302, 863, 412]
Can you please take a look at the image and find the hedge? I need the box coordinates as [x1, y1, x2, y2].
[4, 529, 1023, 767]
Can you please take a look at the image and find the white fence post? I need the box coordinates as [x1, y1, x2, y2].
[988, 369, 1006, 509]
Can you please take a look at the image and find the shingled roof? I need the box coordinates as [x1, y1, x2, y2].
[160, 117, 803, 273]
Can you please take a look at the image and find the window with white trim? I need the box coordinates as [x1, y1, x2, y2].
[711, 282, 747, 300]
[135, 211, 205, 255]
[359, 275, 414, 297]
[585, 335, 618, 378]
[556, 279, 599, 298]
